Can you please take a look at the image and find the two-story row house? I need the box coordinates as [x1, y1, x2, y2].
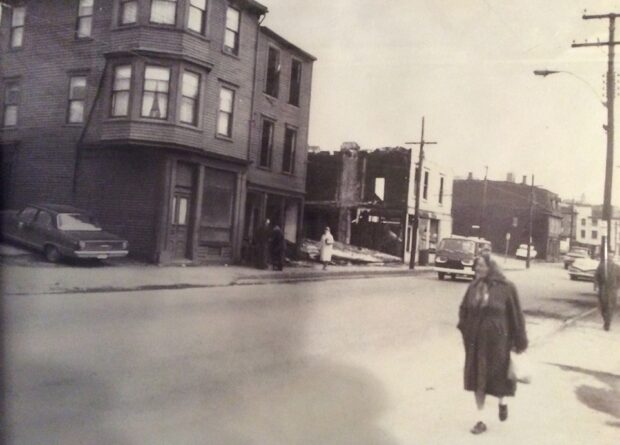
[0, 0, 315, 264]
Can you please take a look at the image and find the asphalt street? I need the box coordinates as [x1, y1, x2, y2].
[3, 263, 613, 444]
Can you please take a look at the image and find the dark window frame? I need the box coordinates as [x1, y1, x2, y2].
[282, 126, 297, 174]
[223, 5, 240, 55]
[259, 118, 275, 169]
[67, 75, 88, 124]
[149, 0, 177, 25]
[180, 70, 201, 126]
[76, 0, 94, 39]
[141, 64, 172, 120]
[3, 81, 20, 128]
[217, 85, 235, 137]
[119, 0, 138, 25]
[423, 170, 429, 200]
[110, 64, 133, 117]
[187, 0, 207, 34]
[289, 59, 302, 106]
[10, 6, 26, 49]
[439, 176, 445, 204]
[265, 46, 281, 98]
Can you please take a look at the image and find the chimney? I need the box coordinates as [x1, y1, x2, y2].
[467, 172, 474, 180]
[507, 172, 515, 183]
[522, 175, 527, 185]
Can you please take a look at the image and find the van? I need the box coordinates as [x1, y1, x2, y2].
[434, 236, 492, 280]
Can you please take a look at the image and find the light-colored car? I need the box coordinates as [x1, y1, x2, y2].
[515, 244, 537, 260]
[568, 257, 599, 281]
[563, 247, 590, 269]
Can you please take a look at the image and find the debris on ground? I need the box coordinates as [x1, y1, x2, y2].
[300, 239, 402, 264]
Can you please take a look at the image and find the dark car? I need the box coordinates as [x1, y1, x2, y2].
[434, 236, 492, 280]
[1, 204, 129, 262]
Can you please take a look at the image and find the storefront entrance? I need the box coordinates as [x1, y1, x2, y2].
[168, 162, 195, 260]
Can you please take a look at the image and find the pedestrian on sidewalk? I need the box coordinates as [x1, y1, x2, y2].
[319, 226, 334, 270]
[270, 224, 286, 271]
[457, 253, 528, 435]
[594, 257, 620, 331]
[254, 219, 271, 270]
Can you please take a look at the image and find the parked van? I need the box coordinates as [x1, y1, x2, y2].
[434, 236, 492, 280]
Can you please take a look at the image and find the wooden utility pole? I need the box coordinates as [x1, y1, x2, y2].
[526, 175, 535, 269]
[406, 117, 437, 270]
[480, 166, 489, 238]
[572, 12, 618, 256]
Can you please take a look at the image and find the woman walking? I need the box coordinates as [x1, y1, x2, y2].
[457, 253, 528, 435]
[319, 227, 334, 270]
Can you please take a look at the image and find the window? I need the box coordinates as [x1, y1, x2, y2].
[172, 196, 189, 225]
[581, 218, 586, 226]
[581, 230, 586, 239]
[259, 119, 274, 168]
[423, 171, 429, 200]
[150, 0, 177, 24]
[180, 71, 200, 125]
[119, 0, 138, 25]
[592, 218, 598, 226]
[374, 177, 385, 201]
[224, 6, 240, 55]
[592, 230, 598, 240]
[187, 0, 207, 34]
[10, 6, 26, 49]
[439, 176, 445, 204]
[265, 47, 280, 97]
[35, 211, 53, 228]
[68, 76, 87, 123]
[217, 86, 234, 137]
[282, 127, 297, 173]
[3, 83, 19, 127]
[76, 0, 94, 38]
[289, 59, 302, 106]
[18, 207, 38, 223]
[200, 168, 236, 245]
[142, 65, 170, 119]
[111, 65, 132, 117]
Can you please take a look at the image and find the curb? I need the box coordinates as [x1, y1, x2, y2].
[530, 307, 599, 348]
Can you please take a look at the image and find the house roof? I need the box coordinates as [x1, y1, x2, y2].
[260, 26, 317, 61]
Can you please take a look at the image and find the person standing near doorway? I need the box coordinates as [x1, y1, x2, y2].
[254, 219, 271, 270]
[270, 224, 285, 271]
[320, 227, 334, 270]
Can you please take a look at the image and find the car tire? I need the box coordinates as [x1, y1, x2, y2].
[451, 274, 456, 281]
[44, 245, 62, 263]
[438, 272, 445, 280]
[569, 275, 576, 281]
[564, 263, 569, 270]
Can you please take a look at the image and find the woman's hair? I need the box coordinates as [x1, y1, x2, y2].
[476, 253, 507, 283]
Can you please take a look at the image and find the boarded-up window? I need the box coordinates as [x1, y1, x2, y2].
[200, 169, 235, 244]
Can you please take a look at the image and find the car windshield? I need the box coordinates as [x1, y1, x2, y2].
[56, 213, 102, 231]
[438, 239, 475, 253]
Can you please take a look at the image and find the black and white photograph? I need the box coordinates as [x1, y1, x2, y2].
[0, 0, 619, 443]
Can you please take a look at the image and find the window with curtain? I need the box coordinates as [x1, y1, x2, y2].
[141, 65, 171, 119]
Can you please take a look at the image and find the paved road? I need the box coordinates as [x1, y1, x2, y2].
[3, 263, 604, 444]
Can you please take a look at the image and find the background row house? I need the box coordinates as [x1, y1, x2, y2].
[0, 0, 315, 264]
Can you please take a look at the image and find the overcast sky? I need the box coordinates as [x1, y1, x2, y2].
[262, 0, 620, 205]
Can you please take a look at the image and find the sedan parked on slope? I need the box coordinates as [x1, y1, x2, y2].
[1, 204, 129, 262]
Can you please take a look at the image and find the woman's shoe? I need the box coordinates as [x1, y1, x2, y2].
[470, 421, 487, 435]
[499, 404, 508, 421]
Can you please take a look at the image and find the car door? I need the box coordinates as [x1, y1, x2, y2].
[13, 207, 39, 246]
[31, 210, 56, 250]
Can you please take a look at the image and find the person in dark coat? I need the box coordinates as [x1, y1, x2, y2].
[253, 219, 271, 270]
[270, 224, 285, 271]
[457, 253, 528, 435]
[594, 258, 620, 331]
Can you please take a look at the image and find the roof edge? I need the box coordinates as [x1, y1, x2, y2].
[260, 26, 317, 61]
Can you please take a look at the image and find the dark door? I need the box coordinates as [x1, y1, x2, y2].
[168, 162, 196, 260]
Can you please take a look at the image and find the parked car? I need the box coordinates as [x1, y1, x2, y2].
[434, 236, 492, 280]
[568, 256, 600, 281]
[1, 204, 129, 262]
[563, 247, 590, 269]
[515, 244, 537, 260]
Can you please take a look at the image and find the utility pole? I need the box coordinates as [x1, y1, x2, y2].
[526, 175, 535, 269]
[572, 12, 618, 262]
[406, 117, 437, 270]
[480, 166, 489, 239]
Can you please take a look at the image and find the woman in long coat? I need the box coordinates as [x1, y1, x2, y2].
[270, 224, 285, 271]
[457, 253, 528, 435]
[319, 227, 334, 270]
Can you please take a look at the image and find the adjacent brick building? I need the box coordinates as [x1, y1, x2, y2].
[452, 176, 563, 261]
[0, 0, 315, 263]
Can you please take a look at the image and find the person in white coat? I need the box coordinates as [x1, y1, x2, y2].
[320, 227, 334, 270]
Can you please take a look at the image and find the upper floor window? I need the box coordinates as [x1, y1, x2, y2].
[592, 218, 598, 226]
[119, 0, 138, 25]
[150, 0, 177, 25]
[180, 71, 200, 126]
[217, 86, 235, 137]
[111, 65, 132, 117]
[289, 59, 302, 106]
[265, 47, 280, 97]
[68, 76, 87, 123]
[76, 0, 94, 38]
[423, 171, 429, 200]
[592, 230, 598, 239]
[3, 82, 20, 127]
[224, 6, 240, 55]
[259, 119, 274, 168]
[142, 66, 171, 119]
[187, 0, 207, 34]
[439, 176, 445, 204]
[282, 127, 297, 173]
[581, 218, 586, 226]
[10, 6, 26, 49]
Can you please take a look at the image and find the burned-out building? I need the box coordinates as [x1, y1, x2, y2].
[452, 175, 563, 261]
[0, 0, 314, 264]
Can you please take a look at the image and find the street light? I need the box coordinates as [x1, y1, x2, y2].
[533, 68, 614, 258]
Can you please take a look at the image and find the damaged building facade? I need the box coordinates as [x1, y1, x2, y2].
[0, 0, 315, 264]
[305, 144, 453, 262]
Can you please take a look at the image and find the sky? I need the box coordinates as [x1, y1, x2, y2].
[261, 0, 620, 205]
